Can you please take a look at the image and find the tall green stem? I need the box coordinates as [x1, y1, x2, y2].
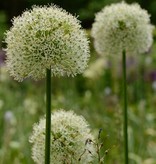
[45, 68, 51, 164]
[122, 50, 128, 164]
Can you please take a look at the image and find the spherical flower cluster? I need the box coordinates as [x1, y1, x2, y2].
[91, 2, 154, 57]
[5, 5, 90, 81]
[29, 110, 95, 164]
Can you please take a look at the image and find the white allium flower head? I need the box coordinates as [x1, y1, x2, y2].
[91, 1, 154, 57]
[29, 110, 95, 164]
[5, 5, 90, 81]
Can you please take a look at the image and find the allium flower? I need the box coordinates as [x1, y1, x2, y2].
[29, 110, 95, 164]
[91, 2, 154, 57]
[5, 5, 90, 81]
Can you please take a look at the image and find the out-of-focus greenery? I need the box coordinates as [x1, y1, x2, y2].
[0, 11, 8, 48]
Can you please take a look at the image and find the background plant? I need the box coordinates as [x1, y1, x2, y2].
[91, 2, 154, 163]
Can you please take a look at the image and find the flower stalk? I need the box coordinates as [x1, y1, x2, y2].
[5, 5, 90, 164]
[91, 2, 154, 163]
[45, 68, 51, 164]
[122, 50, 128, 164]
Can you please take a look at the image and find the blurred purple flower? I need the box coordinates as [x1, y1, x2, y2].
[149, 70, 156, 81]
[0, 50, 6, 66]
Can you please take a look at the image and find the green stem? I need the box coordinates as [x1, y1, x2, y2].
[122, 50, 128, 164]
[45, 68, 51, 164]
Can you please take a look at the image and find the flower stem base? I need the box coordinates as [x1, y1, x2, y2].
[45, 68, 51, 164]
[122, 50, 128, 164]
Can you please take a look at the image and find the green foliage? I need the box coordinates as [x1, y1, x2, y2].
[0, 11, 8, 48]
